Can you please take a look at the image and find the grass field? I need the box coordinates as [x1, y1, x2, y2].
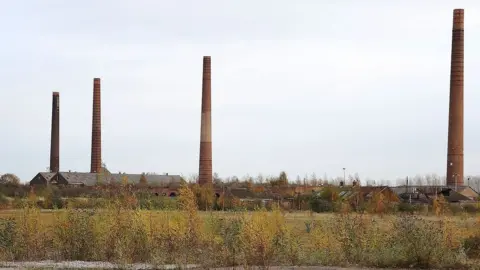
[0, 186, 479, 269]
[0, 208, 478, 229]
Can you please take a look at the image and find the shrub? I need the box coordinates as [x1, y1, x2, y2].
[464, 236, 480, 259]
[0, 187, 475, 268]
[42, 186, 63, 209]
[462, 204, 478, 214]
[0, 193, 10, 209]
[448, 204, 464, 215]
[0, 218, 16, 259]
[397, 202, 419, 213]
[309, 196, 333, 213]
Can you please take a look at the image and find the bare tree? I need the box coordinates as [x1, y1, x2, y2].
[431, 173, 442, 186]
[347, 174, 361, 185]
[213, 172, 222, 185]
[242, 174, 254, 183]
[365, 178, 375, 186]
[188, 173, 199, 183]
[295, 175, 301, 185]
[413, 175, 424, 186]
[396, 177, 407, 186]
[256, 173, 264, 184]
[310, 173, 318, 186]
[0, 173, 20, 185]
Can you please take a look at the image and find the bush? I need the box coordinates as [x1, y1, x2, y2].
[397, 202, 419, 213]
[0, 185, 474, 268]
[448, 204, 464, 215]
[309, 197, 333, 213]
[462, 204, 478, 214]
[42, 186, 64, 209]
[0, 193, 9, 209]
[464, 236, 480, 259]
[0, 218, 16, 258]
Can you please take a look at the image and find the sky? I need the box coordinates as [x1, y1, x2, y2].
[1, 0, 480, 183]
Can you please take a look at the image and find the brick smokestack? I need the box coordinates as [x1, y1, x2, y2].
[198, 56, 212, 185]
[90, 78, 102, 173]
[49, 92, 60, 173]
[446, 9, 464, 187]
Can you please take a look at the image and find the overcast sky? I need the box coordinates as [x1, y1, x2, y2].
[1, 0, 480, 183]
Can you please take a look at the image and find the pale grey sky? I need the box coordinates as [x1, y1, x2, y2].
[1, 0, 480, 183]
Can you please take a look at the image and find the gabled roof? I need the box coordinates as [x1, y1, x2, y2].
[392, 185, 475, 203]
[338, 186, 398, 202]
[29, 172, 57, 185]
[109, 173, 182, 186]
[39, 172, 56, 182]
[438, 188, 472, 202]
[57, 172, 98, 186]
[30, 171, 183, 187]
[455, 186, 480, 199]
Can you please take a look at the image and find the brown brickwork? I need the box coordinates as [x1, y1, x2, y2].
[49, 92, 60, 173]
[198, 56, 212, 185]
[90, 78, 102, 173]
[446, 9, 464, 187]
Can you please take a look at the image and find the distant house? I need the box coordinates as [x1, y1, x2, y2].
[29, 171, 183, 187]
[338, 186, 400, 209]
[109, 173, 183, 187]
[455, 186, 480, 201]
[391, 185, 479, 204]
[55, 172, 98, 186]
[438, 188, 473, 203]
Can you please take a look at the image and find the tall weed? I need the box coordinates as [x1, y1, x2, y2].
[0, 186, 476, 269]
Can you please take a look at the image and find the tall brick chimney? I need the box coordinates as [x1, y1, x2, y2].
[49, 92, 60, 173]
[446, 9, 464, 187]
[90, 78, 102, 173]
[198, 56, 212, 185]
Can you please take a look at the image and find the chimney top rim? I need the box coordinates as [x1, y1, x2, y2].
[52, 92, 59, 95]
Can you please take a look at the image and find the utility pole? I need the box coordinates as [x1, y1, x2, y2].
[343, 168, 346, 184]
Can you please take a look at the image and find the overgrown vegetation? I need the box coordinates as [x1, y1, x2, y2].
[0, 184, 478, 268]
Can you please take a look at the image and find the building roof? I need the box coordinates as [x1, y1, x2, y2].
[438, 188, 472, 202]
[391, 186, 449, 196]
[338, 186, 395, 201]
[29, 171, 183, 187]
[39, 172, 56, 182]
[392, 185, 476, 203]
[109, 173, 182, 186]
[58, 172, 98, 185]
[391, 185, 473, 194]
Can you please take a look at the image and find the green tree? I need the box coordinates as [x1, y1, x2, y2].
[278, 171, 289, 186]
[270, 171, 289, 187]
[42, 185, 63, 209]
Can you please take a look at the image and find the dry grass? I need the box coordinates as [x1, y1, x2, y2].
[0, 185, 479, 269]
